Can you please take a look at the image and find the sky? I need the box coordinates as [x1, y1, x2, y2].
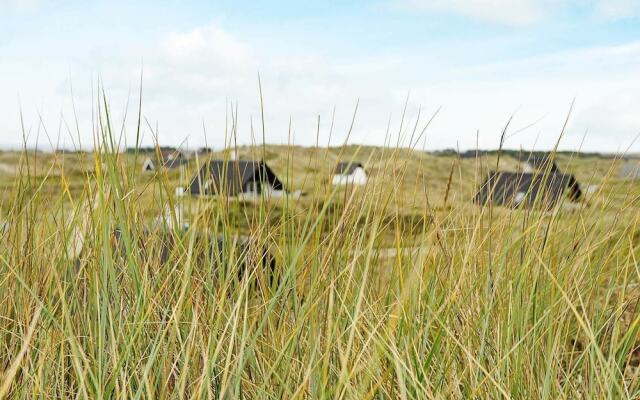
[1, 0, 640, 152]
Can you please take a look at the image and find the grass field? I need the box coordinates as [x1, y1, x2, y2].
[0, 125, 639, 398]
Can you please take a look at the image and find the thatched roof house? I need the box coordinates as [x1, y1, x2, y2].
[189, 160, 285, 197]
[475, 171, 582, 209]
[332, 162, 367, 185]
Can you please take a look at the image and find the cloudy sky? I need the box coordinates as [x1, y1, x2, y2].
[1, 0, 640, 152]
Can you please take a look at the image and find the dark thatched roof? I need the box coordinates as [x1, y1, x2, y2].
[474, 171, 581, 209]
[189, 160, 284, 196]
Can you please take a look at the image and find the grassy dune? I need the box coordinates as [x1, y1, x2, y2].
[0, 124, 639, 398]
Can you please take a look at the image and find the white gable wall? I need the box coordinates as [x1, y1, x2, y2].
[332, 167, 367, 185]
[142, 158, 155, 171]
[238, 181, 287, 200]
[263, 184, 287, 198]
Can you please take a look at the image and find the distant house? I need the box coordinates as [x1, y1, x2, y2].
[620, 160, 640, 179]
[517, 153, 583, 200]
[189, 160, 286, 198]
[474, 171, 582, 209]
[142, 158, 156, 171]
[332, 162, 367, 185]
[142, 150, 188, 172]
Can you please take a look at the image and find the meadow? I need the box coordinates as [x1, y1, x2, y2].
[0, 123, 639, 398]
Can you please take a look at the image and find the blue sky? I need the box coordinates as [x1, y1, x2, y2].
[1, 0, 640, 152]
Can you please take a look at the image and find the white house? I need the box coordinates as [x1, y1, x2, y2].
[142, 158, 155, 171]
[189, 160, 288, 199]
[332, 162, 367, 186]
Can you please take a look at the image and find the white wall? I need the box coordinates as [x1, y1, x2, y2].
[142, 158, 155, 171]
[238, 181, 287, 200]
[332, 167, 367, 185]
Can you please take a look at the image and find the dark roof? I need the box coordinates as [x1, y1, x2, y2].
[474, 171, 581, 209]
[189, 160, 284, 196]
[334, 162, 364, 175]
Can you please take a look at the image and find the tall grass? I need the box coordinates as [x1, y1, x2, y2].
[0, 101, 639, 399]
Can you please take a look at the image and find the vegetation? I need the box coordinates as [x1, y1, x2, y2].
[0, 105, 639, 398]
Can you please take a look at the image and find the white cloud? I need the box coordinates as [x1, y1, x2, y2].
[403, 40, 640, 150]
[0, 0, 41, 13]
[162, 25, 253, 72]
[396, 0, 640, 26]
[115, 28, 640, 151]
[595, 0, 640, 20]
[398, 0, 555, 26]
[1, 20, 639, 152]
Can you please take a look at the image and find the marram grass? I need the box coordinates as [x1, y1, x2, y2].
[0, 121, 639, 398]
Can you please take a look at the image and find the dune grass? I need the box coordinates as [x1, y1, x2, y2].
[0, 104, 639, 398]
